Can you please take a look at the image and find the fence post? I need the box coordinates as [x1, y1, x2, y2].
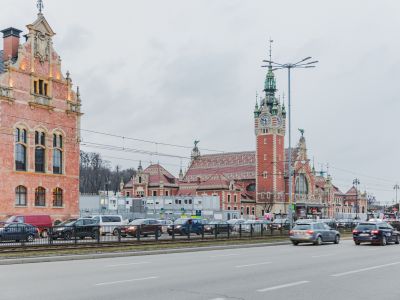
[261, 223, 264, 236]
[96, 225, 100, 244]
[136, 225, 141, 241]
[155, 227, 158, 242]
[172, 224, 175, 240]
[201, 224, 204, 240]
[187, 225, 191, 240]
[118, 227, 121, 243]
[49, 226, 53, 245]
[214, 224, 218, 239]
[250, 224, 253, 238]
[239, 224, 242, 238]
[227, 224, 230, 239]
[74, 225, 77, 245]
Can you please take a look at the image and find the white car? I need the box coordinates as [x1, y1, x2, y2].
[91, 215, 127, 236]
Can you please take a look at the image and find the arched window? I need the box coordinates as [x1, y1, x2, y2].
[35, 187, 46, 206]
[251, 207, 255, 215]
[15, 186, 27, 206]
[35, 131, 46, 172]
[246, 207, 250, 215]
[15, 128, 27, 171]
[295, 174, 308, 195]
[53, 188, 63, 207]
[53, 133, 63, 174]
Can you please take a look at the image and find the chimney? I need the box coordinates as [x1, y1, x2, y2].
[1, 27, 22, 61]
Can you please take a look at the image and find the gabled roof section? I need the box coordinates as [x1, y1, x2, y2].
[144, 164, 176, 185]
[345, 186, 357, 195]
[27, 14, 55, 36]
[184, 151, 256, 181]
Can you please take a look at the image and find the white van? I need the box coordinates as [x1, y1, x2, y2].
[91, 215, 127, 235]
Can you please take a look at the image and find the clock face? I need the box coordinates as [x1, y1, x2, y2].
[260, 115, 270, 127]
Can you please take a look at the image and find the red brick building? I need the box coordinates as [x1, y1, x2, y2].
[0, 11, 81, 220]
[122, 52, 368, 219]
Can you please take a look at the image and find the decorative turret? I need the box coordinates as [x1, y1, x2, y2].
[191, 140, 201, 160]
[137, 160, 143, 173]
[179, 168, 184, 181]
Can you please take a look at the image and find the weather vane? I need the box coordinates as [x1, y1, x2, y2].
[268, 38, 273, 62]
[37, 0, 44, 14]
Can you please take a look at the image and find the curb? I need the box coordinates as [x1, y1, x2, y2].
[0, 241, 290, 265]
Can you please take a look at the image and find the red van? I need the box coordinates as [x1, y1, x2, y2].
[6, 215, 52, 237]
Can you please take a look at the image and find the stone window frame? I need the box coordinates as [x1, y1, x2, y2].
[34, 129, 47, 173]
[15, 126, 28, 171]
[35, 186, 46, 207]
[15, 185, 27, 206]
[52, 131, 64, 174]
[33, 77, 49, 97]
[52, 187, 63, 207]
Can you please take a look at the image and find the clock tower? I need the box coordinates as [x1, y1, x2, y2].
[254, 47, 286, 215]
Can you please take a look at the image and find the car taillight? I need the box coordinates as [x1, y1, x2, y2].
[289, 230, 293, 235]
[371, 230, 380, 235]
[352, 230, 359, 234]
[306, 230, 314, 235]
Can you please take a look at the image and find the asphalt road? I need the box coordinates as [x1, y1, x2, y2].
[1, 239, 400, 300]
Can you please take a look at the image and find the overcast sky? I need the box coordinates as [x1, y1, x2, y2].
[2, 0, 399, 203]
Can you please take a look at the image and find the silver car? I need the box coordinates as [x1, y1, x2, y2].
[289, 221, 340, 245]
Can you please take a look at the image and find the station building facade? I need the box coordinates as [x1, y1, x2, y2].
[0, 11, 81, 220]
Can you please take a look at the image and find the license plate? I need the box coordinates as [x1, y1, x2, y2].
[360, 233, 369, 236]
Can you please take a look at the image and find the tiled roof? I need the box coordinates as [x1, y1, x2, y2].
[184, 151, 256, 181]
[144, 164, 177, 185]
[345, 186, 357, 195]
[0, 51, 4, 73]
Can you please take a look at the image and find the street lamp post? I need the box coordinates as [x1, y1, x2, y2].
[353, 178, 360, 219]
[262, 56, 318, 229]
[394, 184, 399, 217]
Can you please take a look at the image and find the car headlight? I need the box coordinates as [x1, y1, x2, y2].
[176, 225, 181, 228]
[129, 226, 137, 230]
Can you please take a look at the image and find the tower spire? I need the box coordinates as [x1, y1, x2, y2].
[37, 0, 44, 14]
[269, 38, 273, 65]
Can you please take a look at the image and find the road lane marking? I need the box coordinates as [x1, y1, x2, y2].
[257, 281, 310, 292]
[311, 254, 334, 258]
[106, 261, 151, 267]
[210, 254, 240, 258]
[235, 262, 271, 268]
[95, 276, 158, 286]
[332, 261, 400, 277]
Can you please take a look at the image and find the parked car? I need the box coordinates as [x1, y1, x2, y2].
[91, 215, 127, 236]
[271, 219, 290, 230]
[167, 218, 203, 235]
[227, 219, 246, 232]
[242, 220, 268, 233]
[353, 221, 400, 246]
[336, 219, 354, 229]
[6, 215, 52, 238]
[0, 223, 37, 242]
[121, 219, 162, 237]
[157, 219, 173, 233]
[289, 221, 340, 245]
[51, 218, 99, 240]
[204, 220, 231, 234]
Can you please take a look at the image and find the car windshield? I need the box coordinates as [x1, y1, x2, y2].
[356, 224, 377, 231]
[273, 219, 286, 223]
[174, 219, 187, 225]
[58, 219, 77, 226]
[129, 219, 145, 225]
[293, 224, 312, 230]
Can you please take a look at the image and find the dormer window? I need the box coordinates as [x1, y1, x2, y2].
[33, 79, 48, 96]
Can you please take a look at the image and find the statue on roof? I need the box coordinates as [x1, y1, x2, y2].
[298, 128, 305, 137]
[37, 0, 44, 14]
[194, 140, 200, 147]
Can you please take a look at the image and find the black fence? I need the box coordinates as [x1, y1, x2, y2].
[0, 222, 358, 248]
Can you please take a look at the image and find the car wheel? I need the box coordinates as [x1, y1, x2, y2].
[395, 236, 400, 245]
[314, 236, 322, 246]
[381, 236, 387, 246]
[354, 241, 360, 245]
[334, 235, 340, 244]
[63, 231, 72, 240]
[40, 230, 48, 238]
[112, 228, 120, 236]
[292, 241, 299, 246]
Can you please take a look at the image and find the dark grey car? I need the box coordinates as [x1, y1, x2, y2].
[289, 221, 340, 245]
